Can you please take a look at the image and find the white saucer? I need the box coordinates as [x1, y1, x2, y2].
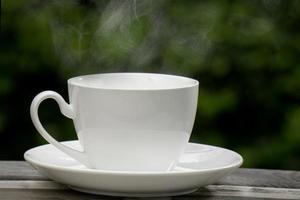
[24, 141, 243, 197]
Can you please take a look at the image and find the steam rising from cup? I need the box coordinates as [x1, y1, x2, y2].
[27, 0, 255, 75]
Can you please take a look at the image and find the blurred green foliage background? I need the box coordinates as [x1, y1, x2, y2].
[1, 0, 300, 169]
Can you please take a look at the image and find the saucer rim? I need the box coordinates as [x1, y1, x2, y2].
[24, 141, 243, 176]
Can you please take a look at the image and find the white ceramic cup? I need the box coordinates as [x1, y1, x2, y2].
[30, 73, 198, 171]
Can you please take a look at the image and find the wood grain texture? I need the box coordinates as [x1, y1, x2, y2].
[0, 180, 66, 189]
[217, 168, 300, 189]
[194, 185, 300, 199]
[1, 161, 299, 189]
[0, 161, 47, 180]
[0, 180, 300, 200]
[0, 189, 114, 200]
[1, 162, 300, 199]
[0, 190, 290, 200]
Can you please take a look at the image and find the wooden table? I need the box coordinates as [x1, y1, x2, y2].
[0, 161, 299, 199]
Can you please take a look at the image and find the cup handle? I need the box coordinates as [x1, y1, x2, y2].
[30, 91, 89, 167]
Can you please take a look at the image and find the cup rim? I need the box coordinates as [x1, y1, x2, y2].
[67, 73, 199, 91]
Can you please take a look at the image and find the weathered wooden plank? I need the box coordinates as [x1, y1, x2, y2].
[0, 189, 288, 200]
[1, 161, 300, 189]
[217, 168, 300, 189]
[0, 161, 46, 180]
[0, 189, 116, 200]
[0, 186, 300, 200]
[0, 180, 66, 189]
[193, 185, 300, 199]
[0, 180, 300, 199]
[172, 196, 289, 200]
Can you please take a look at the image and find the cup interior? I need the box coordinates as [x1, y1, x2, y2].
[68, 73, 198, 90]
